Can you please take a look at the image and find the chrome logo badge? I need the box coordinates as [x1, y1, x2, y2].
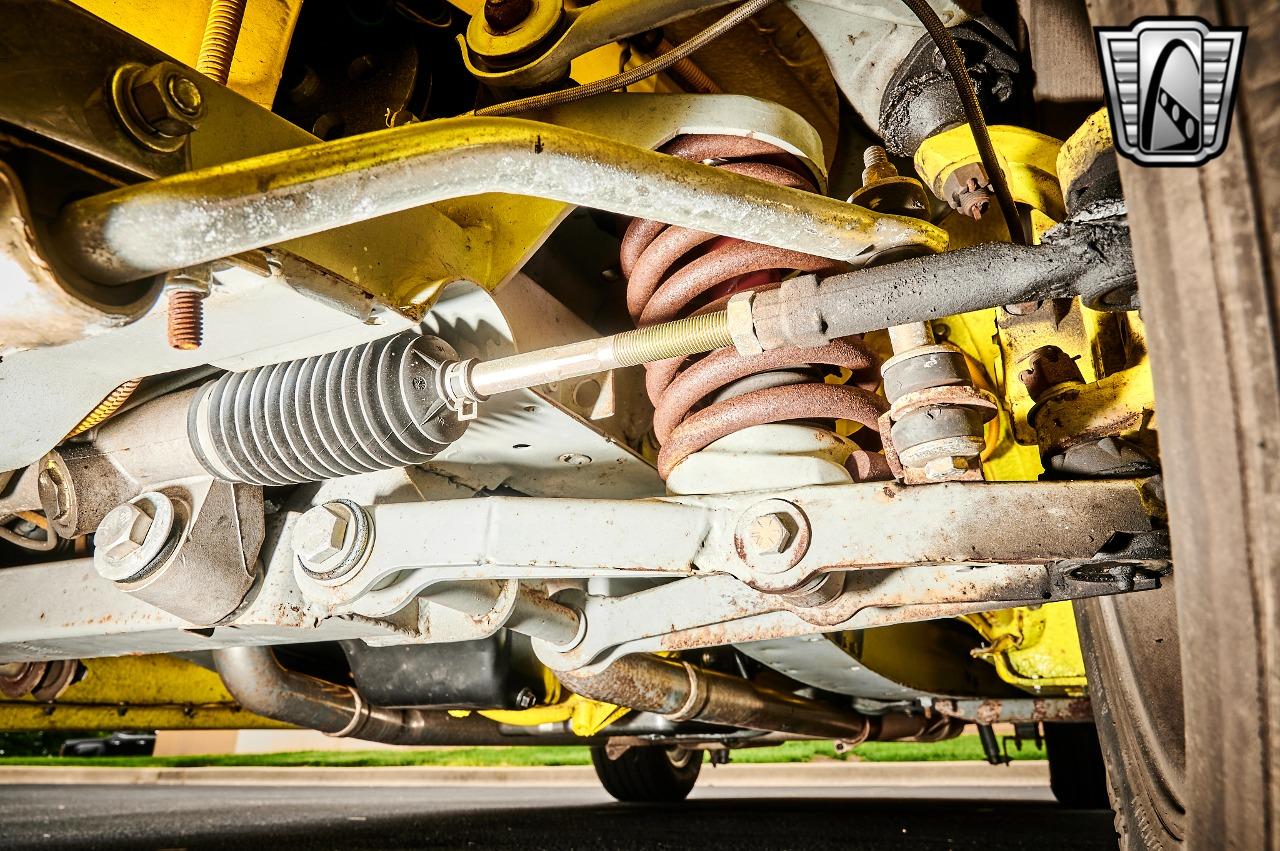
[1095, 17, 1246, 166]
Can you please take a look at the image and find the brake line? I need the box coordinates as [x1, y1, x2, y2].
[898, 0, 1027, 245]
[473, 0, 776, 118]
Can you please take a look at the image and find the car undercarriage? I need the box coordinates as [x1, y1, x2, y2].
[1, 1, 1276, 846]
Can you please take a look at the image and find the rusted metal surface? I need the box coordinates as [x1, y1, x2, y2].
[932, 697, 1095, 724]
[558, 651, 963, 744]
[4, 477, 1164, 664]
[165, 290, 205, 350]
[652, 339, 879, 444]
[558, 653, 874, 741]
[213, 646, 586, 745]
[941, 162, 996, 220]
[749, 204, 1139, 356]
[539, 558, 1164, 676]
[294, 477, 1161, 623]
[1032, 368, 1156, 456]
[1019, 345, 1086, 403]
[618, 134, 882, 480]
[0, 660, 81, 701]
[659, 380, 887, 479]
[883, 383, 999, 484]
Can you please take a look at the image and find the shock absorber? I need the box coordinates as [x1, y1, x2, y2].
[618, 134, 887, 485]
[188, 331, 467, 485]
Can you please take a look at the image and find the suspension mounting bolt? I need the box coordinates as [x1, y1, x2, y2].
[167, 75, 204, 116]
[294, 500, 371, 581]
[849, 145, 930, 217]
[98, 503, 153, 561]
[94, 492, 177, 582]
[860, 145, 897, 185]
[293, 504, 351, 566]
[735, 500, 812, 584]
[747, 513, 793, 555]
[128, 62, 207, 137]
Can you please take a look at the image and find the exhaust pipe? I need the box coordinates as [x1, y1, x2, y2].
[212, 645, 586, 746]
[215, 644, 959, 745]
[556, 653, 960, 743]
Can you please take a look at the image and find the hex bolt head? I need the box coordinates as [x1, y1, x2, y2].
[36, 467, 71, 524]
[515, 688, 538, 710]
[747, 513, 793, 555]
[129, 62, 206, 137]
[97, 503, 154, 562]
[293, 504, 351, 567]
[93, 492, 176, 583]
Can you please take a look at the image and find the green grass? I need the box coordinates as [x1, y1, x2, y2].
[0, 735, 1043, 768]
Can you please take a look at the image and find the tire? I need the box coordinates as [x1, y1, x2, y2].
[590, 745, 702, 802]
[1076, 585, 1185, 845]
[1044, 722, 1111, 809]
[1084, 3, 1280, 849]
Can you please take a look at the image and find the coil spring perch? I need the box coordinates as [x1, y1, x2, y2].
[619, 135, 888, 479]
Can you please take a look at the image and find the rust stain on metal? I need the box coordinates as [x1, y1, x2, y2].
[617, 133, 890, 481]
[933, 697, 1094, 723]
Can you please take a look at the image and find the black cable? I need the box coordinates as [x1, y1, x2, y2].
[474, 0, 775, 117]
[898, 0, 1027, 245]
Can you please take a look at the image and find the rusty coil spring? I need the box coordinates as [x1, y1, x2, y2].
[619, 135, 888, 480]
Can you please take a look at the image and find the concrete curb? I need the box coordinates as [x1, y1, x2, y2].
[0, 761, 1049, 788]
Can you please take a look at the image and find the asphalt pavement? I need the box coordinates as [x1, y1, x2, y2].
[0, 781, 1118, 850]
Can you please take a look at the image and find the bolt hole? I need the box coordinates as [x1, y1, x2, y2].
[312, 113, 346, 140]
[347, 55, 377, 82]
[571, 379, 601, 409]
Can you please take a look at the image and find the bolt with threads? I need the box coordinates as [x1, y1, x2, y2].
[861, 145, 898, 185]
[163, 266, 211, 351]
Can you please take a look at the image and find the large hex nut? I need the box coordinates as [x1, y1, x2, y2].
[129, 62, 206, 137]
[110, 61, 205, 152]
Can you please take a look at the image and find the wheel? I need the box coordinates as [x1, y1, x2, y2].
[1076, 584, 1185, 841]
[590, 745, 702, 802]
[1044, 722, 1113, 809]
[1084, 3, 1279, 848]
